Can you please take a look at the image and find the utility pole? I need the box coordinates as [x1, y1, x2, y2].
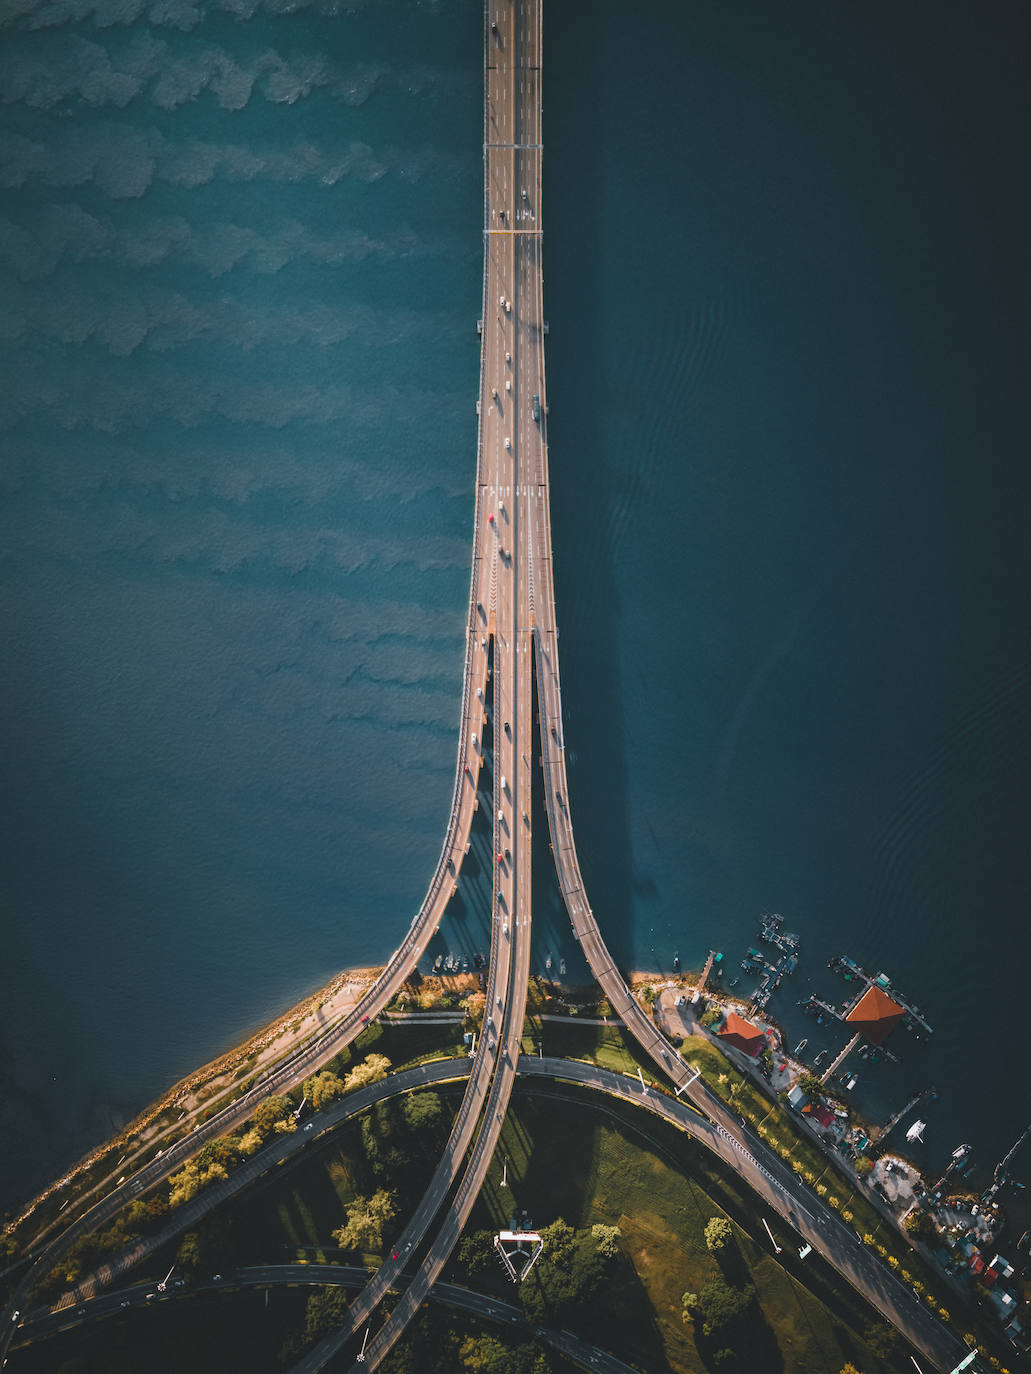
[761, 1219, 782, 1254]
[675, 1068, 700, 1096]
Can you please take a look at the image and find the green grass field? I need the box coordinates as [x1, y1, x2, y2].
[466, 1086, 907, 1374]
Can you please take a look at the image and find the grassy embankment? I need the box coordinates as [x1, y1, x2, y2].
[536, 1018, 1015, 1365]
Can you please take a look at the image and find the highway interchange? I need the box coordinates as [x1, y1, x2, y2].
[12, 1058, 972, 1372]
[0, 1, 986, 1371]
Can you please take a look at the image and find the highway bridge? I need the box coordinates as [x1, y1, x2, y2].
[286, 1, 546, 1368]
[19, 1058, 968, 1374]
[18, 1266, 641, 1374]
[0, 2, 983, 1372]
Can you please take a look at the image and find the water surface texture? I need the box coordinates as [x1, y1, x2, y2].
[2, 0, 1030, 1209]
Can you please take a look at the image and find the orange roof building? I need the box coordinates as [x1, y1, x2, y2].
[717, 1011, 765, 1058]
[845, 985, 905, 1045]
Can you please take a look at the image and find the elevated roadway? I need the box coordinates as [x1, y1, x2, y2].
[17, 1266, 641, 1374]
[288, 2, 546, 1369]
[21, 1058, 967, 1374]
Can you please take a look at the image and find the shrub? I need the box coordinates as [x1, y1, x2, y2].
[704, 1217, 734, 1254]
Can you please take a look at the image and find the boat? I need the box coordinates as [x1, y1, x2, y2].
[728, 977, 739, 989]
[433, 955, 443, 973]
[545, 952, 553, 972]
[559, 958, 567, 976]
[673, 952, 681, 972]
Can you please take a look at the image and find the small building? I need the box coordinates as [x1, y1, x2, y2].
[717, 1011, 765, 1059]
[803, 1102, 837, 1130]
[787, 1085, 808, 1110]
[987, 1288, 1018, 1321]
[844, 985, 905, 1045]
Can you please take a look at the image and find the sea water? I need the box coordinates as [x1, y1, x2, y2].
[2, 0, 1029, 1211]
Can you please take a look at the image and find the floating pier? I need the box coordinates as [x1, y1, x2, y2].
[828, 955, 933, 1037]
[876, 1085, 937, 1145]
[820, 1032, 862, 1086]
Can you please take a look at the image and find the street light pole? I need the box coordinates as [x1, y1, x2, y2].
[761, 1219, 782, 1255]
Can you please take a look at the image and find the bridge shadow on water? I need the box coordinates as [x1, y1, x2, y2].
[534, 5, 636, 981]
[430, 643, 495, 972]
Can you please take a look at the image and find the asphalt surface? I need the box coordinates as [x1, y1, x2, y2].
[20, 1057, 974, 1373]
[0, 2, 989, 1372]
[288, 3, 548, 1369]
[17, 1264, 641, 1374]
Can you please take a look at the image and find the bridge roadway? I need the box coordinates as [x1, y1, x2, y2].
[22, 1059, 965, 1373]
[285, 4, 545, 1370]
[0, 1, 976, 1370]
[18, 1268, 640, 1374]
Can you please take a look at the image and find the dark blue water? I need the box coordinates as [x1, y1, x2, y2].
[2, 0, 1030, 1214]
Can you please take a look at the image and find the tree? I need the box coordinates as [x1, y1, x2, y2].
[704, 1216, 734, 1254]
[519, 1220, 612, 1324]
[700, 1005, 722, 1028]
[251, 1095, 292, 1138]
[176, 1232, 203, 1278]
[456, 1335, 552, 1374]
[693, 1275, 755, 1339]
[863, 1321, 900, 1360]
[460, 992, 487, 1029]
[402, 1091, 444, 1134]
[304, 1070, 346, 1112]
[855, 1156, 874, 1177]
[332, 1189, 397, 1253]
[840, 1365, 863, 1374]
[302, 1288, 350, 1345]
[239, 1127, 263, 1157]
[797, 1072, 823, 1098]
[641, 985, 656, 1005]
[904, 1209, 936, 1242]
[591, 1223, 622, 1259]
[345, 1053, 392, 1092]
[168, 1158, 229, 1209]
[362, 1099, 416, 1182]
[456, 1229, 496, 1277]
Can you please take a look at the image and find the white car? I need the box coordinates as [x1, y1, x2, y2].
[504, 437, 511, 450]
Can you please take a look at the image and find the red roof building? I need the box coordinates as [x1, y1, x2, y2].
[803, 1102, 837, 1129]
[717, 1011, 764, 1059]
[844, 985, 905, 1045]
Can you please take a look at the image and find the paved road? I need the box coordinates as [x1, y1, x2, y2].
[16, 1265, 641, 1374]
[288, 4, 547, 1370]
[27, 1057, 971, 1374]
[0, 2, 987, 1371]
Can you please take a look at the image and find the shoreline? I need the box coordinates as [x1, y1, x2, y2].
[5, 963, 384, 1245]
[7, 957, 675, 1240]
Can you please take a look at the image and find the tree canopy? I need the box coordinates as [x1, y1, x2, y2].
[686, 1275, 756, 1339]
[517, 1218, 618, 1323]
[304, 1070, 346, 1112]
[332, 1188, 397, 1254]
[345, 1053, 392, 1092]
[704, 1216, 734, 1253]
